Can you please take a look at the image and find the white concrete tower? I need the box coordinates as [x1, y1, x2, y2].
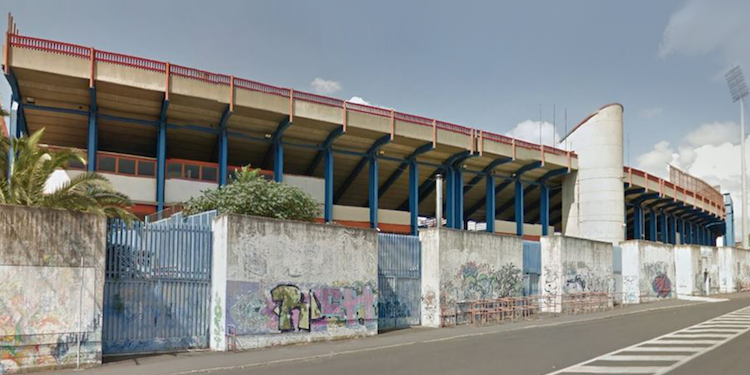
[560, 103, 625, 243]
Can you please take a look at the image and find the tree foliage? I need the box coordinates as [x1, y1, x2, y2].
[183, 167, 321, 221]
[0, 129, 136, 220]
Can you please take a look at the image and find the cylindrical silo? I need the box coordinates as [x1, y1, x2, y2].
[561, 103, 625, 243]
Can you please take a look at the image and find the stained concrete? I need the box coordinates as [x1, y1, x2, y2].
[620, 240, 676, 304]
[419, 228, 524, 328]
[0, 205, 106, 374]
[210, 214, 378, 351]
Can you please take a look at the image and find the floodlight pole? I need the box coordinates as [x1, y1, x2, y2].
[742, 96, 748, 248]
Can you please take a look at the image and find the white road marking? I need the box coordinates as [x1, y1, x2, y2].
[546, 306, 750, 375]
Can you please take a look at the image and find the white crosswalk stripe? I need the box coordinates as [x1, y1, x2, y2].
[545, 306, 750, 375]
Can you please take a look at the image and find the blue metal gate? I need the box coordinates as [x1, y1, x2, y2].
[523, 241, 541, 296]
[103, 219, 212, 355]
[378, 233, 421, 330]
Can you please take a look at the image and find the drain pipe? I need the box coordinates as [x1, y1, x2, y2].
[436, 174, 443, 228]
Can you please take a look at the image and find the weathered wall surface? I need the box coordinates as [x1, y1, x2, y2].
[541, 235, 614, 297]
[718, 247, 736, 293]
[0, 205, 106, 374]
[419, 228, 524, 327]
[211, 215, 378, 350]
[735, 248, 750, 292]
[675, 245, 724, 296]
[620, 241, 675, 304]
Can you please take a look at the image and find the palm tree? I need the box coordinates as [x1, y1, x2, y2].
[1, 128, 136, 220]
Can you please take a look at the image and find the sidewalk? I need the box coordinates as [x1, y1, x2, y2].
[51, 298, 714, 375]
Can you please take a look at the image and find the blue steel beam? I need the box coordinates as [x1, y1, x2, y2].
[660, 212, 668, 243]
[497, 161, 542, 217]
[4, 69, 27, 137]
[625, 188, 646, 197]
[334, 135, 392, 204]
[464, 178, 514, 219]
[322, 126, 345, 223]
[156, 97, 170, 211]
[463, 158, 513, 195]
[448, 152, 478, 229]
[511, 161, 542, 236]
[306, 127, 347, 176]
[217, 106, 233, 186]
[270, 118, 293, 182]
[87, 87, 98, 171]
[379, 142, 434, 199]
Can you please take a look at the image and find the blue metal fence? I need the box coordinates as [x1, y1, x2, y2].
[378, 233, 421, 330]
[523, 241, 541, 296]
[103, 219, 212, 355]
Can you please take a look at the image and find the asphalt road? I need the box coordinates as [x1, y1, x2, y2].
[61, 296, 750, 375]
[198, 297, 750, 375]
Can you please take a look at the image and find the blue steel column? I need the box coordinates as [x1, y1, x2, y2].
[649, 209, 657, 242]
[87, 88, 98, 171]
[324, 147, 334, 223]
[408, 160, 419, 235]
[540, 183, 550, 236]
[218, 107, 232, 186]
[485, 173, 496, 233]
[691, 223, 698, 245]
[156, 99, 169, 212]
[369, 155, 378, 229]
[515, 179, 524, 236]
[273, 141, 284, 182]
[668, 215, 676, 244]
[679, 218, 685, 244]
[445, 166, 455, 228]
[156, 121, 167, 211]
[660, 213, 668, 243]
[454, 167, 465, 230]
[634, 204, 643, 239]
[218, 129, 228, 185]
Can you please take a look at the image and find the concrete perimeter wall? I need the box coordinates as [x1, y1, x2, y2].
[540, 235, 614, 311]
[210, 215, 378, 351]
[420, 228, 524, 328]
[620, 241, 676, 304]
[0, 205, 106, 374]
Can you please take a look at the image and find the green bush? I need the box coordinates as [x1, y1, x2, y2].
[182, 167, 321, 221]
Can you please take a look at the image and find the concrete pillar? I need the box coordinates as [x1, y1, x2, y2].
[561, 104, 625, 243]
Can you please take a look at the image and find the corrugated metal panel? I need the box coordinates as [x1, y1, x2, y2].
[523, 241, 542, 275]
[103, 219, 212, 355]
[378, 233, 421, 330]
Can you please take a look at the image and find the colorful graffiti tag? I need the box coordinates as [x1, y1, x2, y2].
[652, 274, 672, 298]
[226, 281, 377, 335]
[442, 262, 523, 304]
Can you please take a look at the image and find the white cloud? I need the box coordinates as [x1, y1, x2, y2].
[505, 120, 561, 147]
[684, 121, 740, 147]
[347, 96, 370, 105]
[636, 120, 749, 239]
[310, 77, 342, 94]
[640, 107, 664, 118]
[659, 0, 750, 70]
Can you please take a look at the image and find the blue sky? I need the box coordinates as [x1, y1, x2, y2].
[1, 0, 748, 203]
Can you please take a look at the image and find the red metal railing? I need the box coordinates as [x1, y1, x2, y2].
[11, 34, 89, 58]
[346, 102, 392, 118]
[625, 166, 724, 215]
[170, 64, 231, 85]
[293, 90, 345, 108]
[10, 32, 579, 160]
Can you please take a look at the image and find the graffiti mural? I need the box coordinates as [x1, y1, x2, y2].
[623, 276, 639, 304]
[652, 274, 672, 298]
[441, 262, 522, 304]
[226, 281, 377, 336]
[271, 285, 323, 332]
[561, 263, 615, 294]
